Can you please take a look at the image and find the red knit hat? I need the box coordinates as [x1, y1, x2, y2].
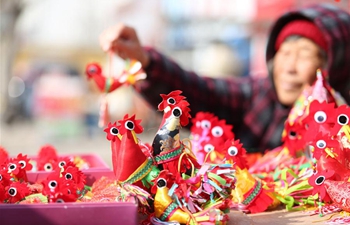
[275, 20, 328, 51]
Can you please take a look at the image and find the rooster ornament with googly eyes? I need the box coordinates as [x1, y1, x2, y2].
[86, 60, 147, 94]
[190, 112, 234, 164]
[151, 91, 200, 176]
[151, 170, 229, 224]
[105, 114, 158, 188]
[7, 154, 33, 182]
[222, 139, 248, 170]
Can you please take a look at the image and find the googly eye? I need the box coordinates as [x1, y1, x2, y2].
[211, 126, 223, 137]
[65, 173, 73, 180]
[48, 180, 58, 189]
[125, 120, 134, 130]
[0, 174, 2, 181]
[172, 107, 182, 118]
[8, 187, 17, 196]
[315, 175, 325, 185]
[157, 178, 167, 188]
[316, 140, 326, 149]
[44, 163, 53, 171]
[18, 160, 26, 169]
[8, 163, 17, 172]
[288, 131, 297, 139]
[204, 144, 215, 153]
[56, 199, 65, 203]
[58, 161, 66, 169]
[228, 146, 238, 156]
[110, 127, 119, 135]
[167, 97, 176, 105]
[201, 120, 211, 130]
[88, 65, 99, 74]
[314, 111, 327, 123]
[337, 114, 349, 125]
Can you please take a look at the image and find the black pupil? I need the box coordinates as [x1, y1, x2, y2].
[231, 150, 236, 155]
[10, 165, 15, 170]
[157, 179, 166, 187]
[339, 115, 348, 124]
[20, 162, 25, 167]
[126, 121, 134, 129]
[111, 128, 119, 135]
[173, 108, 181, 117]
[60, 162, 65, 167]
[9, 188, 16, 195]
[89, 67, 96, 73]
[168, 98, 175, 104]
[317, 116, 324, 122]
[66, 174, 72, 179]
[50, 181, 57, 187]
[289, 131, 297, 137]
[0, 175, 2, 180]
[46, 165, 52, 169]
[318, 142, 325, 148]
[316, 176, 325, 184]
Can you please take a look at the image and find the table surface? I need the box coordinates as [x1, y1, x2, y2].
[228, 208, 340, 225]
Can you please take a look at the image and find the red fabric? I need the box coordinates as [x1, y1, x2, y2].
[275, 20, 328, 51]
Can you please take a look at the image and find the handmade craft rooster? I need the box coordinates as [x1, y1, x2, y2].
[113, 114, 156, 187]
[152, 91, 199, 175]
[61, 164, 86, 190]
[37, 144, 59, 171]
[222, 139, 248, 170]
[85, 63, 123, 93]
[85, 60, 146, 93]
[8, 154, 32, 182]
[41, 171, 79, 203]
[151, 170, 229, 224]
[190, 112, 234, 164]
[86, 60, 146, 127]
[4, 181, 31, 203]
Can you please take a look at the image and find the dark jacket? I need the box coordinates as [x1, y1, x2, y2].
[135, 3, 350, 153]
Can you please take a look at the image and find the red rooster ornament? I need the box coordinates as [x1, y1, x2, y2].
[152, 91, 199, 175]
[85, 59, 146, 127]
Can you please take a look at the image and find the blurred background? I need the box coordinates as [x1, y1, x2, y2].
[1, 0, 349, 168]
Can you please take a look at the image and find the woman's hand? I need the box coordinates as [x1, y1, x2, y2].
[99, 23, 150, 68]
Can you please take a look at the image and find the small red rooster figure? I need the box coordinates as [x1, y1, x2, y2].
[5, 181, 31, 203]
[222, 139, 248, 170]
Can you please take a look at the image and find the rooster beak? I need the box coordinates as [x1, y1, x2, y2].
[131, 130, 138, 144]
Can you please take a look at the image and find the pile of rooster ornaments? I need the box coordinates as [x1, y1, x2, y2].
[1, 60, 349, 225]
[86, 61, 350, 224]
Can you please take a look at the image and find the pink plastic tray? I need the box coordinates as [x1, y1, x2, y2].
[1, 170, 140, 225]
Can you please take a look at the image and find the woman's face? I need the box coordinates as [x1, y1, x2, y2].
[273, 37, 325, 106]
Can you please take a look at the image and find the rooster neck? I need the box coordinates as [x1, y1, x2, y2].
[152, 117, 181, 157]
